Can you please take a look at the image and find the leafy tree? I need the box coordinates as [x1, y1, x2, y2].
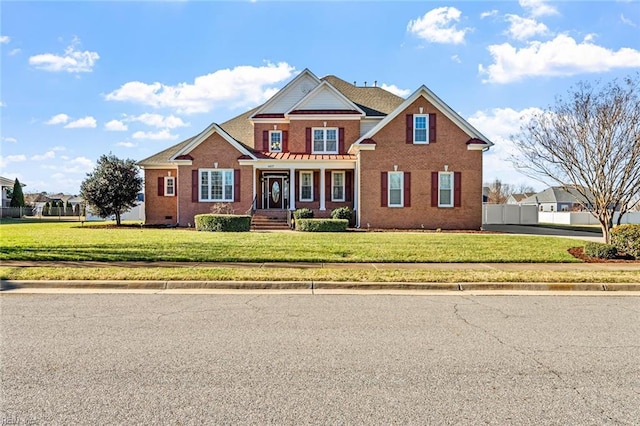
[9, 178, 25, 207]
[80, 154, 143, 225]
[512, 74, 640, 243]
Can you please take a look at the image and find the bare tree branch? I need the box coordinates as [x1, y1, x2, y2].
[511, 74, 640, 242]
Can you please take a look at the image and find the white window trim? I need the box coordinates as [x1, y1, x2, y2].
[199, 169, 234, 202]
[164, 176, 175, 197]
[413, 114, 429, 144]
[299, 171, 313, 202]
[438, 171, 454, 208]
[331, 171, 345, 202]
[269, 130, 282, 153]
[312, 127, 339, 154]
[388, 171, 404, 208]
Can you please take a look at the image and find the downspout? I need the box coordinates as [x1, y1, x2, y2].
[355, 151, 361, 228]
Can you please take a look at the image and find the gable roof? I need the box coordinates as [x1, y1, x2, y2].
[521, 186, 592, 205]
[286, 81, 365, 116]
[321, 76, 404, 116]
[169, 122, 256, 162]
[250, 69, 321, 119]
[350, 85, 493, 153]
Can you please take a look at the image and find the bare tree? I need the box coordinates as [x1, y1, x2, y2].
[484, 179, 536, 204]
[484, 178, 512, 204]
[512, 74, 640, 242]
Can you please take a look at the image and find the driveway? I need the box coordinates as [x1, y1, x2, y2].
[482, 224, 603, 242]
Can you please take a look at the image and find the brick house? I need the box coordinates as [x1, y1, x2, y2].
[138, 69, 493, 229]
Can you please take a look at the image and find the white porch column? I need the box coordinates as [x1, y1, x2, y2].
[289, 167, 296, 210]
[252, 165, 257, 210]
[319, 167, 326, 211]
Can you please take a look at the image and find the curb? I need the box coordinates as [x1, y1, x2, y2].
[2, 280, 639, 292]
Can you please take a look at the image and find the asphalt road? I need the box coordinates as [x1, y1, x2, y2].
[1, 294, 639, 424]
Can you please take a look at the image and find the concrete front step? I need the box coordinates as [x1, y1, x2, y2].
[251, 212, 290, 230]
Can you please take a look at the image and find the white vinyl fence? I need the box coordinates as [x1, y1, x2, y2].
[539, 211, 640, 225]
[482, 205, 539, 225]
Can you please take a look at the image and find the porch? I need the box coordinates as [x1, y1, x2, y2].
[252, 167, 355, 212]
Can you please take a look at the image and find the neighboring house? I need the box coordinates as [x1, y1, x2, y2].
[520, 187, 593, 212]
[507, 192, 536, 205]
[139, 70, 494, 229]
[0, 176, 18, 207]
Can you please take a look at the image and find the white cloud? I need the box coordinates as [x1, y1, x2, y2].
[31, 151, 56, 161]
[0, 101, 5, 107]
[9, 48, 21, 56]
[43, 156, 94, 174]
[131, 129, 179, 140]
[480, 10, 498, 19]
[505, 14, 550, 41]
[3, 137, 17, 143]
[0, 154, 26, 169]
[104, 119, 128, 131]
[29, 38, 99, 73]
[621, 14, 637, 27]
[127, 113, 189, 129]
[105, 62, 296, 114]
[0, 35, 9, 44]
[46, 113, 69, 125]
[116, 141, 137, 148]
[451, 54, 462, 63]
[479, 34, 640, 84]
[519, 0, 558, 17]
[468, 107, 545, 188]
[64, 116, 97, 129]
[52, 146, 66, 152]
[380, 83, 411, 97]
[407, 7, 471, 45]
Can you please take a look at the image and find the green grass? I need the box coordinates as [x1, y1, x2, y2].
[1, 266, 638, 283]
[0, 220, 583, 263]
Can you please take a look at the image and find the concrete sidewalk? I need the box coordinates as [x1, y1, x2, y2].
[2, 260, 640, 271]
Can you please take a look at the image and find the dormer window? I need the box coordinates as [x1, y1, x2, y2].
[313, 128, 338, 154]
[269, 131, 282, 152]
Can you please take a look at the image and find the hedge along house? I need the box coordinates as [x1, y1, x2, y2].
[138, 69, 493, 229]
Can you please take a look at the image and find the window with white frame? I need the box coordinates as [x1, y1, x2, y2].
[269, 130, 282, 152]
[312, 128, 338, 153]
[438, 172, 453, 207]
[165, 176, 175, 197]
[388, 172, 404, 207]
[332, 171, 345, 202]
[300, 171, 313, 202]
[200, 169, 233, 202]
[414, 114, 428, 143]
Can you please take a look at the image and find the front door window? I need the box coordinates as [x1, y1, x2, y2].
[271, 181, 280, 204]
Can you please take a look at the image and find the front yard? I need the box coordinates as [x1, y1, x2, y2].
[1, 220, 580, 263]
[3, 220, 637, 283]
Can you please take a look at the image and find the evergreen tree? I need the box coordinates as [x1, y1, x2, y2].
[9, 178, 25, 207]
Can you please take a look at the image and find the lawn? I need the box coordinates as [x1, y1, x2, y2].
[1, 266, 638, 283]
[0, 220, 582, 263]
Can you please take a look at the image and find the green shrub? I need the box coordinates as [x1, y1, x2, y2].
[584, 242, 618, 259]
[194, 214, 251, 232]
[293, 208, 314, 219]
[611, 224, 640, 259]
[296, 218, 348, 232]
[330, 206, 354, 226]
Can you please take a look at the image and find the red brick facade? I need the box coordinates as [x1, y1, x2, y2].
[359, 98, 483, 229]
[141, 73, 490, 229]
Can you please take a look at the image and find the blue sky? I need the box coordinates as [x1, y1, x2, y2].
[1, 0, 639, 194]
